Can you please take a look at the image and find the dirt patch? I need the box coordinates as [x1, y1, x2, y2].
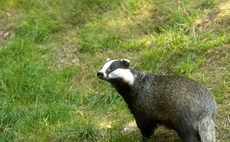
[123, 120, 137, 133]
[50, 35, 83, 69]
[194, 1, 230, 32]
[56, 44, 82, 69]
[0, 30, 11, 45]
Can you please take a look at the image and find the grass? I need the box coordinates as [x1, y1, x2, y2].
[0, 0, 230, 141]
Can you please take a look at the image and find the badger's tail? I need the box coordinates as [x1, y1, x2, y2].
[198, 116, 216, 142]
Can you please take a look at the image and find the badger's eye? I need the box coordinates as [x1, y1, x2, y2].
[109, 66, 114, 71]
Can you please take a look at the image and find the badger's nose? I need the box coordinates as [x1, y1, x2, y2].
[97, 72, 104, 79]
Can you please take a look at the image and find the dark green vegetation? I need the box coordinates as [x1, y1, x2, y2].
[0, 0, 230, 141]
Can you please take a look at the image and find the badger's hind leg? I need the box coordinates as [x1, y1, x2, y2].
[198, 116, 216, 142]
[176, 126, 201, 142]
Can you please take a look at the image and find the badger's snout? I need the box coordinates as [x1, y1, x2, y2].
[97, 72, 104, 79]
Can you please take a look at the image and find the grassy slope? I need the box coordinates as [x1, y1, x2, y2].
[0, 0, 230, 141]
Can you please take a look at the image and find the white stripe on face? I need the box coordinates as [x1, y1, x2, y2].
[99, 60, 115, 77]
[108, 68, 135, 85]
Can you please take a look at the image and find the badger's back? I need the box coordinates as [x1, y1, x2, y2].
[135, 74, 216, 113]
[149, 74, 215, 104]
[132, 73, 216, 127]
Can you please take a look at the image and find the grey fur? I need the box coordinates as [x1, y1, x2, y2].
[97, 60, 216, 142]
[199, 116, 216, 142]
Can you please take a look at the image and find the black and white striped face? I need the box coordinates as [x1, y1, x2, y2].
[97, 59, 135, 85]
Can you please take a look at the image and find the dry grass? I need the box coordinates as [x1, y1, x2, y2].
[194, 1, 230, 33]
[202, 45, 230, 90]
[216, 98, 230, 141]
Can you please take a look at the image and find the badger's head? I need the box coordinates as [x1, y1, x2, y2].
[97, 59, 135, 85]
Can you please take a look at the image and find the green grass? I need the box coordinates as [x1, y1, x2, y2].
[0, 0, 230, 141]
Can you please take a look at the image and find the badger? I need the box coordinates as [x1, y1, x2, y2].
[97, 59, 216, 142]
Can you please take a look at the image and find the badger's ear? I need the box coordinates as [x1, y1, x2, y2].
[121, 59, 130, 68]
[106, 59, 111, 62]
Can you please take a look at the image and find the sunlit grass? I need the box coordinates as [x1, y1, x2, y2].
[0, 0, 230, 141]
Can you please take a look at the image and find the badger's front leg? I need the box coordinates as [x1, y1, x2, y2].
[136, 119, 158, 141]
